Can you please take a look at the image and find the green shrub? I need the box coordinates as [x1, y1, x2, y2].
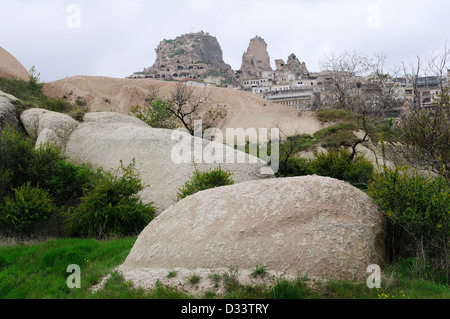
[43, 160, 93, 205]
[278, 134, 316, 177]
[310, 149, 374, 184]
[0, 126, 35, 198]
[367, 166, 449, 280]
[177, 167, 234, 201]
[341, 155, 374, 184]
[130, 100, 178, 129]
[67, 160, 156, 238]
[0, 182, 56, 236]
[279, 157, 313, 178]
[23, 145, 94, 206]
[313, 123, 360, 148]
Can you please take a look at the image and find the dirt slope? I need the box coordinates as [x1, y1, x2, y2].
[0, 47, 30, 81]
[42, 76, 326, 141]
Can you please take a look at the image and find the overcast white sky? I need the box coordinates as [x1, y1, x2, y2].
[1, 0, 448, 83]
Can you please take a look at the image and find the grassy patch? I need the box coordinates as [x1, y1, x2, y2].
[315, 109, 358, 123]
[314, 109, 403, 145]
[0, 237, 136, 299]
[0, 77, 87, 120]
[313, 122, 360, 148]
[188, 274, 201, 286]
[251, 265, 268, 278]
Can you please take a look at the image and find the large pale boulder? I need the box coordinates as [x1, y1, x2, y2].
[118, 175, 386, 294]
[83, 112, 150, 127]
[63, 114, 273, 213]
[0, 92, 20, 132]
[20, 108, 79, 150]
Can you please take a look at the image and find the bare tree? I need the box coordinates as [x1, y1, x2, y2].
[129, 87, 179, 129]
[272, 121, 314, 176]
[398, 46, 450, 177]
[320, 51, 400, 161]
[168, 82, 211, 135]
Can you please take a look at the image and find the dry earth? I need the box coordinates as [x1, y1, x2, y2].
[0, 46, 30, 81]
[42, 76, 327, 142]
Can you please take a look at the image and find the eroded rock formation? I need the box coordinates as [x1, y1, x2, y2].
[239, 36, 273, 79]
[139, 31, 234, 81]
[275, 53, 309, 76]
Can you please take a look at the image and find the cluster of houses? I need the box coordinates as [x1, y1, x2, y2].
[238, 69, 450, 113]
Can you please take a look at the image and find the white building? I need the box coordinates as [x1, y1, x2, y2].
[179, 78, 206, 88]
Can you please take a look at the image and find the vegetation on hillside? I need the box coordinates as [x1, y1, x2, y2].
[0, 125, 156, 240]
[0, 76, 87, 121]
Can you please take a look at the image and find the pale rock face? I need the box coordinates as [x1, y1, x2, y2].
[0, 93, 20, 132]
[240, 36, 273, 79]
[63, 118, 274, 213]
[119, 175, 387, 287]
[20, 109, 79, 151]
[83, 112, 150, 127]
[142, 31, 234, 80]
[35, 128, 62, 150]
[275, 54, 309, 76]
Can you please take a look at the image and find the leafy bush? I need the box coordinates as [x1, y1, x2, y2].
[43, 160, 93, 206]
[367, 166, 449, 280]
[67, 160, 156, 238]
[313, 123, 360, 148]
[177, 167, 234, 201]
[0, 126, 35, 198]
[277, 134, 316, 177]
[310, 149, 374, 184]
[14, 144, 94, 207]
[0, 182, 56, 236]
[280, 157, 313, 177]
[130, 99, 178, 129]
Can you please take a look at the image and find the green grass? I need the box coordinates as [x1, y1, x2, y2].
[188, 274, 201, 285]
[0, 237, 136, 299]
[314, 109, 403, 146]
[313, 122, 360, 148]
[251, 264, 268, 278]
[0, 238, 448, 299]
[315, 109, 358, 123]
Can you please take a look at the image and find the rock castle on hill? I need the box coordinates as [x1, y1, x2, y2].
[129, 32, 318, 109]
[129, 31, 448, 112]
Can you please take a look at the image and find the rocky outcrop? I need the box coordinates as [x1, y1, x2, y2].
[275, 53, 309, 76]
[20, 109, 274, 213]
[118, 175, 386, 295]
[0, 47, 30, 81]
[20, 108, 79, 151]
[0, 91, 20, 132]
[239, 36, 272, 79]
[137, 31, 234, 81]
